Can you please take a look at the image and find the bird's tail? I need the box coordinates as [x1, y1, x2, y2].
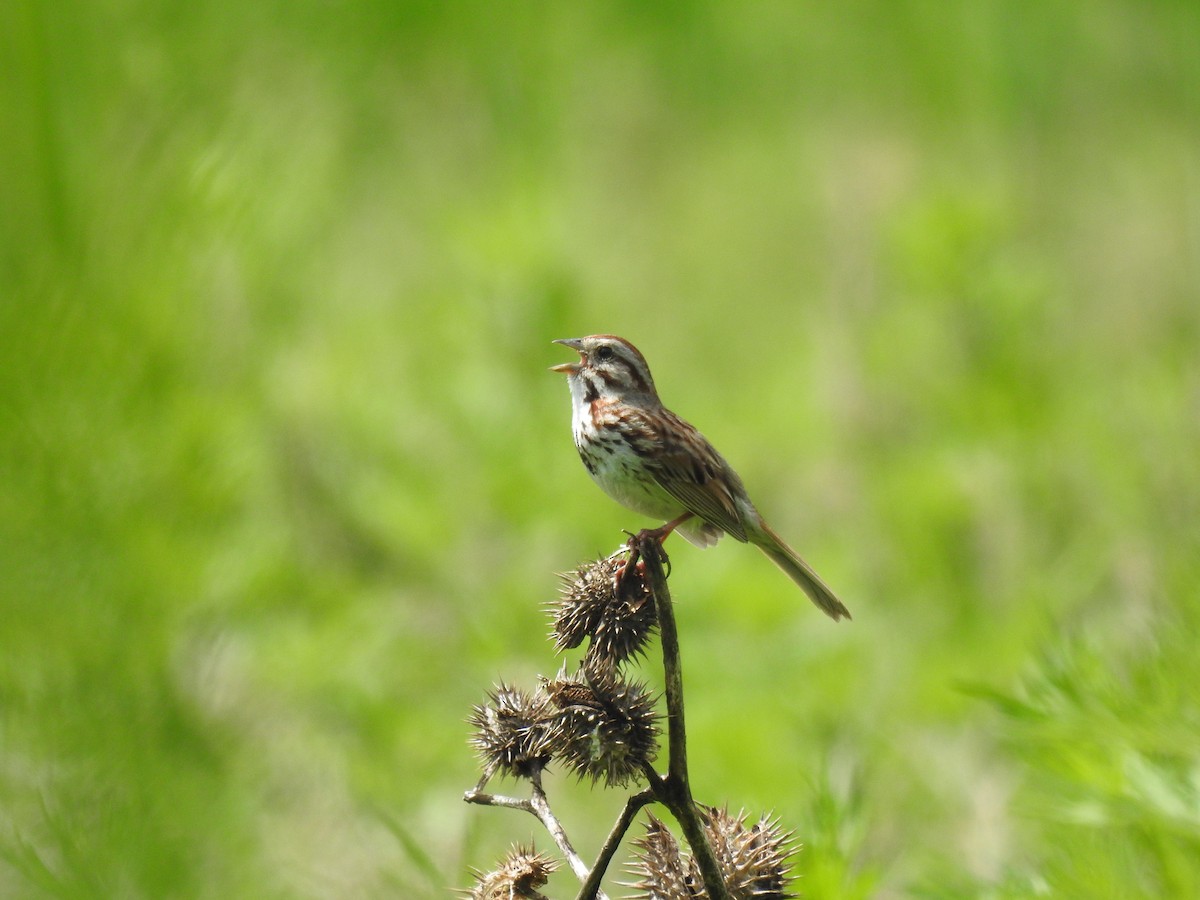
[753, 524, 851, 621]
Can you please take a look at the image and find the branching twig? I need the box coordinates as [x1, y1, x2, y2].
[464, 771, 605, 899]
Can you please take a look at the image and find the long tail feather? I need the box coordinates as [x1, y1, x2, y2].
[753, 524, 851, 621]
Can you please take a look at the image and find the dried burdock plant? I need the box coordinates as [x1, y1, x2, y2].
[463, 537, 808, 900]
[552, 554, 657, 669]
[468, 682, 556, 781]
[627, 809, 797, 900]
[698, 805, 798, 900]
[543, 666, 660, 788]
[467, 843, 556, 900]
[624, 815, 694, 900]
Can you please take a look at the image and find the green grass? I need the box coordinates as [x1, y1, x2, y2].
[2, 1, 1198, 896]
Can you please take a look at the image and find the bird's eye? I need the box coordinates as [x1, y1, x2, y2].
[595, 346, 615, 362]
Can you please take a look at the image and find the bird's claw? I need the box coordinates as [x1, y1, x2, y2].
[612, 528, 673, 594]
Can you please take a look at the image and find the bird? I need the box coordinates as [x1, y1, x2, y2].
[551, 334, 850, 621]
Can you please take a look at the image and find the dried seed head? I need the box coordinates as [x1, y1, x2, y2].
[468, 844, 557, 900]
[467, 683, 556, 780]
[552, 559, 617, 651]
[552, 554, 656, 667]
[626, 814, 695, 900]
[626, 809, 798, 900]
[700, 805, 798, 900]
[543, 667, 660, 787]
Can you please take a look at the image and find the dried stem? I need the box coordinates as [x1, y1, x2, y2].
[464, 770, 607, 900]
[576, 788, 655, 900]
[637, 534, 731, 900]
[529, 772, 593, 886]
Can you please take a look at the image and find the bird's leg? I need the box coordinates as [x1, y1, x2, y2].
[642, 511, 695, 544]
[617, 512, 693, 591]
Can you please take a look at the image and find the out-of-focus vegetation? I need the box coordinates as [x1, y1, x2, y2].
[2, 1, 1198, 896]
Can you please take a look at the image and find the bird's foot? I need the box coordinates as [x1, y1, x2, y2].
[614, 515, 692, 591]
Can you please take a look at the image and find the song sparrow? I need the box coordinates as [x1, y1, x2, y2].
[551, 334, 850, 621]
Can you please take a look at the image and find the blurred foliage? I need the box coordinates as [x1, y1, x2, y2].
[2, 0, 1198, 896]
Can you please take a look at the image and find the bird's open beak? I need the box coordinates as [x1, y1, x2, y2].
[550, 338, 584, 374]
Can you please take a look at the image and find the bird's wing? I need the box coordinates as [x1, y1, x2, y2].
[646, 413, 749, 542]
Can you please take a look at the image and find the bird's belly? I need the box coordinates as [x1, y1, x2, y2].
[578, 440, 684, 522]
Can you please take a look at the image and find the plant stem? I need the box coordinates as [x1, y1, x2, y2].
[576, 788, 655, 900]
[638, 535, 730, 900]
[529, 772, 596, 889]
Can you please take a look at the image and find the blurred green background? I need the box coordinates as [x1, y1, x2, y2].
[3, 1, 1198, 897]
